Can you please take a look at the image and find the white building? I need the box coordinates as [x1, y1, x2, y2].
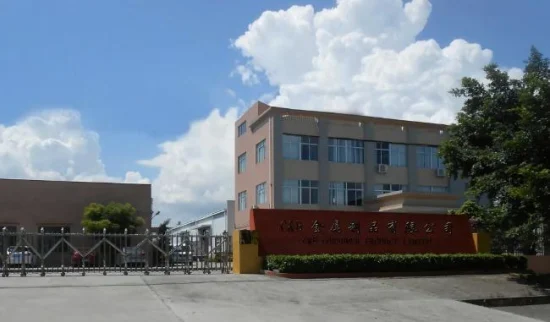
[167, 201, 235, 258]
[168, 200, 235, 237]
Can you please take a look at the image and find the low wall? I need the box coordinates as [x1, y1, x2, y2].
[525, 255, 550, 274]
[250, 209, 476, 256]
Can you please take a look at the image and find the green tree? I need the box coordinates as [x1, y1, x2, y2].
[82, 202, 145, 234]
[440, 46, 550, 254]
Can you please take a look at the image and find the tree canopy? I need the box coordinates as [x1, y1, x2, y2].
[440, 46, 550, 254]
[81, 202, 145, 233]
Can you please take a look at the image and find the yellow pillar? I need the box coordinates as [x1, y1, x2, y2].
[232, 230, 262, 274]
[472, 232, 491, 253]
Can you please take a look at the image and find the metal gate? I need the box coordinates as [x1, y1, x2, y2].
[0, 227, 232, 277]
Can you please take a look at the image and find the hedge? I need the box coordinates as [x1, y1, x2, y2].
[266, 254, 527, 274]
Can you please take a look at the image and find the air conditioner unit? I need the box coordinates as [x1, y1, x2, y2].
[377, 164, 388, 174]
[436, 168, 446, 177]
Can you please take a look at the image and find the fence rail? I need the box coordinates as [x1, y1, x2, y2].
[0, 227, 232, 277]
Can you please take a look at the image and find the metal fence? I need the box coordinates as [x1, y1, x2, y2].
[0, 227, 232, 277]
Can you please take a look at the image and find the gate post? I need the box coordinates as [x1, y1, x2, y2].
[20, 227, 26, 277]
[1, 227, 7, 277]
[144, 229, 150, 276]
[164, 231, 170, 275]
[102, 228, 107, 276]
[40, 227, 46, 277]
[232, 230, 261, 274]
[60, 227, 65, 277]
[123, 229, 128, 276]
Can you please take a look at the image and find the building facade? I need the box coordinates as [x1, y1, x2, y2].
[0, 178, 153, 234]
[166, 201, 235, 258]
[234, 101, 467, 229]
[167, 200, 235, 237]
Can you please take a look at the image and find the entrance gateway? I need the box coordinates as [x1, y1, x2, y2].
[0, 228, 232, 277]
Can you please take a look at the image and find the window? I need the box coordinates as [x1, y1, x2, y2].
[39, 226, 71, 252]
[238, 191, 247, 211]
[328, 138, 364, 164]
[376, 142, 406, 167]
[256, 182, 266, 204]
[283, 180, 318, 205]
[417, 186, 449, 193]
[329, 182, 364, 206]
[416, 146, 444, 169]
[282, 135, 318, 161]
[237, 121, 247, 137]
[256, 140, 266, 163]
[374, 184, 408, 195]
[238, 153, 246, 173]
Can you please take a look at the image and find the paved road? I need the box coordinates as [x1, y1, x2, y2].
[497, 305, 550, 322]
[373, 274, 549, 300]
[0, 274, 544, 322]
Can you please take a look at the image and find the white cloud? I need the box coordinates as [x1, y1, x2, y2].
[124, 171, 151, 184]
[0, 109, 147, 184]
[231, 64, 260, 85]
[232, 0, 506, 124]
[139, 108, 238, 220]
[2, 0, 524, 225]
[225, 88, 237, 98]
[135, 0, 524, 223]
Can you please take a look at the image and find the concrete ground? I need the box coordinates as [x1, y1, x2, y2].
[497, 305, 550, 322]
[373, 274, 550, 300]
[0, 273, 546, 322]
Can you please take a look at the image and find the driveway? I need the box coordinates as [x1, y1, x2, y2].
[0, 274, 544, 322]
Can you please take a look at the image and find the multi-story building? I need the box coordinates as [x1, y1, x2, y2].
[234, 101, 467, 229]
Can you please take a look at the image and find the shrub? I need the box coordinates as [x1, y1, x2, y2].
[265, 253, 527, 274]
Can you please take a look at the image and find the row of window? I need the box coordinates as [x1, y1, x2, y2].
[238, 135, 444, 176]
[282, 134, 444, 169]
[237, 139, 266, 174]
[237, 182, 449, 210]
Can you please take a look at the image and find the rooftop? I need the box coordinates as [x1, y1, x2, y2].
[246, 101, 449, 130]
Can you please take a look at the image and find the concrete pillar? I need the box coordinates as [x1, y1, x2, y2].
[406, 128, 418, 192]
[364, 122, 376, 201]
[271, 115, 283, 208]
[317, 119, 329, 208]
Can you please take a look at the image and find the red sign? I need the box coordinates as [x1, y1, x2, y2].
[250, 209, 476, 256]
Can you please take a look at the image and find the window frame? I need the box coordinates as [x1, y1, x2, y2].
[238, 191, 247, 211]
[237, 152, 247, 174]
[237, 121, 247, 137]
[282, 179, 319, 205]
[329, 182, 364, 206]
[373, 184, 408, 195]
[282, 134, 319, 161]
[375, 142, 406, 167]
[328, 138, 365, 164]
[256, 140, 266, 163]
[417, 185, 449, 193]
[416, 146, 444, 169]
[255, 182, 267, 205]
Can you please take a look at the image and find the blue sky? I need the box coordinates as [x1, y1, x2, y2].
[1, 0, 549, 222]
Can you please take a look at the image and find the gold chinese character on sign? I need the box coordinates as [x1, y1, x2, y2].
[424, 223, 435, 234]
[444, 222, 453, 235]
[295, 221, 304, 231]
[330, 219, 341, 233]
[279, 220, 294, 232]
[387, 220, 397, 234]
[369, 221, 379, 233]
[348, 222, 360, 234]
[405, 221, 417, 234]
[312, 220, 324, 233]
